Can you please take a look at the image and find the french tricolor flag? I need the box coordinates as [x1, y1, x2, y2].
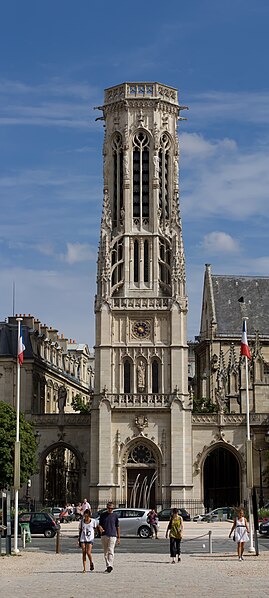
[18, 323, 25, 365]
[241, 319, 251, 360]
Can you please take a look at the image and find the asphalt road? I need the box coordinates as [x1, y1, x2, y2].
[19, 531, 269, 555]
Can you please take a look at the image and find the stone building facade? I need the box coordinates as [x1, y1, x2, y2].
[193, 264, 269, 509]
[90, 82, 191, 507]
[0, 314, 94, 504]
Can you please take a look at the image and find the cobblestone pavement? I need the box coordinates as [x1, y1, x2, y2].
[1, 549, 269, 598]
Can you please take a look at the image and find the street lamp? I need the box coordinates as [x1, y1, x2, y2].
[26, 479, 31, 510]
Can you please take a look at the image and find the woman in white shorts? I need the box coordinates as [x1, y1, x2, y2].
[78, 509, 96, 572]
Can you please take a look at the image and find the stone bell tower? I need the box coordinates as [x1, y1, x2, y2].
[90, 82, 192, 506]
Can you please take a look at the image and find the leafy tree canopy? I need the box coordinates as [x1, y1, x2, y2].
[71, 393, 91, 414]
[192, 396, 218, 413]
[0, 401, 37, 490]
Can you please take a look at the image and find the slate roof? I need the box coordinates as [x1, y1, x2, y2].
[0, 322, 33, 359]
[211, 275, 269, 337]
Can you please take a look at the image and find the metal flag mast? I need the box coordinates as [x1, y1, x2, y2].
[13, 317, 23, 553]
[242, 316, 255, 553]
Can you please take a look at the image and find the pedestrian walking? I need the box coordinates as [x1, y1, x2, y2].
[229, 508, 249, 561]
[166, 508, 184, 563]
[98, 501, 120, 573]
[81, 498, 91, 514]
[78, 509, 96, 573]
[147, 507, 159, 539]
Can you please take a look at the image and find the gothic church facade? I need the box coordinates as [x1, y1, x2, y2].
[90, 82, 191, 507]
[2, 82, 269, 511]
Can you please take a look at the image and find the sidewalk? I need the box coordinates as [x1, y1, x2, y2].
[1, 548, 269, 598]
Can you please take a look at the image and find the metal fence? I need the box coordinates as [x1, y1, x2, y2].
[20, 498, 204, 517]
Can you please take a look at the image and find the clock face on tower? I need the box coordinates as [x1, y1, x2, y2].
[132, 320, 151, 339]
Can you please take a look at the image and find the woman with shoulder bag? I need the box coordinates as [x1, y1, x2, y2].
[78, 509, 96, 573]
[229, 508, 249, 561]
[165, 508, 184, 563]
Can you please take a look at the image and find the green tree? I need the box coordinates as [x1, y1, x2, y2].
[71, 393, 91, 414]
[0, 401, 37, 490]
[192, 395, 218, 413]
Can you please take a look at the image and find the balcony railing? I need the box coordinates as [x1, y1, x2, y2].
[110, 393, 170, 408]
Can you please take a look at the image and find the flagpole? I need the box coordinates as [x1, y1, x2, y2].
[14, 317, 22, 553]
[243, 317, 255, 553]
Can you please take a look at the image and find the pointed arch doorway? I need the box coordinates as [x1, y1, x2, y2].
[125, 442, 159, 508]
[204, 446, 240, 510]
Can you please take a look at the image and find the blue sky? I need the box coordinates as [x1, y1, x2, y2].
[1, 0, 269, 346]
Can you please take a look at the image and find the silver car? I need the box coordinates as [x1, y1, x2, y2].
[96, 508, 152, 538]
[193, 507, 234, 522]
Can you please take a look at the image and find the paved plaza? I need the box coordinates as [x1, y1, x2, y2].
[1, 548, 269, 598]
[1, 522, 269, 597]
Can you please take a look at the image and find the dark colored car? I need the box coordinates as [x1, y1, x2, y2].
[19, 511, 60, 537]
[259, 519, 269, 536]
[157, 508, 191, 521]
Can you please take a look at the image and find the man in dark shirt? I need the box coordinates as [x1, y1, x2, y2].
[98, 502, 120, 573]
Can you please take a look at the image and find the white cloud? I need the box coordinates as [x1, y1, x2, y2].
[181, 133, 269, 220]
[188, 91, 269, 125]
[35, 243, 54, 256]
[180, 132, 236, 160]
[63, 243, 96, 264]
[201, 232, 240, 254]
[0, 78, 101, 130]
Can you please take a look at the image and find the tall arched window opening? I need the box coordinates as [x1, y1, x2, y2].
[134, 240, 139, 283]
[133, 131, 149, 224]
[112, 133, 123, 229]
[124, 360, 131, 394]
[111, 238, 124, 294]
[152, 360, 159, 393]
[158, 133, 170, 221]
[144, 240, 149, 282]
[159, 238, 171, 293]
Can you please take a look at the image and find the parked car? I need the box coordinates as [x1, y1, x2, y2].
[157, 508, 191, 521]
[95, 508, 152, 538]
[259, 519, 269, 536]
[19, 511, 60, 537]
[49, 507, 63, 522]
[193, 507, 235, 522]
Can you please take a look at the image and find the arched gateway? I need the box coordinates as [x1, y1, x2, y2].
[122, 440, 160, 508]
[42, 443, 81, 505]
[203, 446, 240, 510]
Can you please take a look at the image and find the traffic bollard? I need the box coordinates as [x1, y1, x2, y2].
[56, 528, 61, 553]
[208, 530, 213, 554]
